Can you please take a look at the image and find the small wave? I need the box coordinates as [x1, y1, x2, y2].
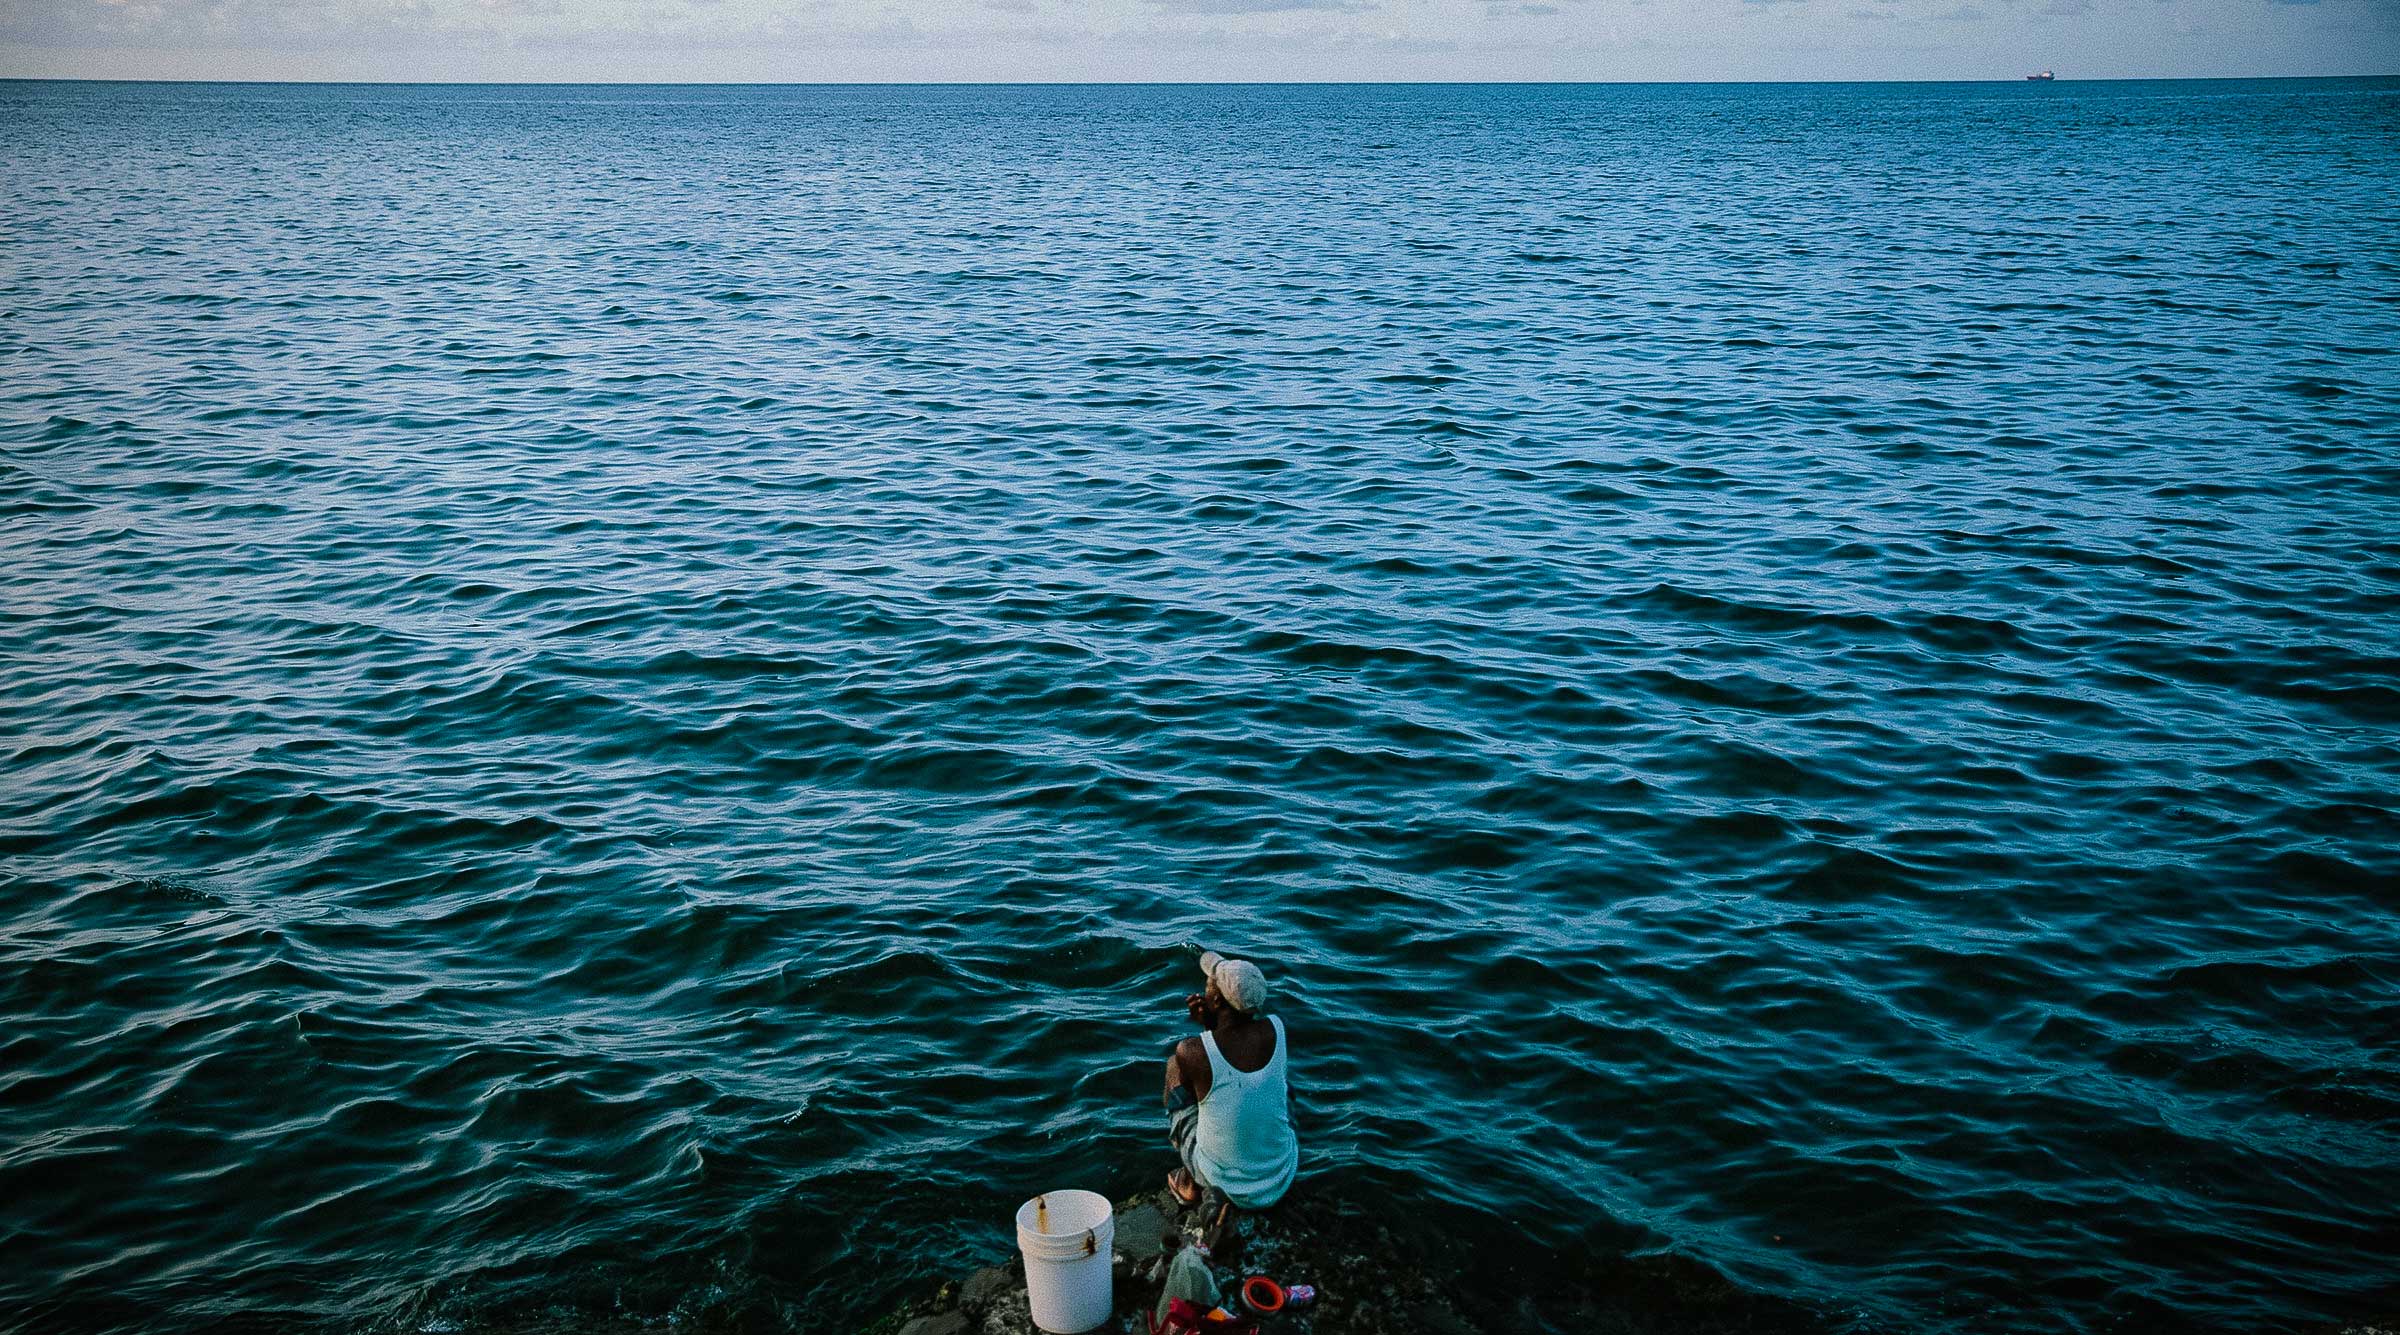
[4, 76, 2397, 1335]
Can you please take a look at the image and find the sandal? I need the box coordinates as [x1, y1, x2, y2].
[1166, 1167, 1201, 1206]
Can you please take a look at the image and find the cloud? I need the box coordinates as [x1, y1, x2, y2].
[1143, 0, 1372, 13]
[4, 0, 2393, 79]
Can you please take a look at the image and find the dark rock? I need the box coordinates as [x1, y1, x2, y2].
[1419, 1310, 1478, 1335]
[1115, 1203, 1171, 1260]
[898, 1313, 970, 1335]
[975, 1285, 1036, 1335]
[883, 1179, 1840, 1335]
[957, 1266, 1013, 1316]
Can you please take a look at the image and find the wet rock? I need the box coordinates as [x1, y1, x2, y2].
[958, 1265, 1014, 1316]
[883, 1179, 1840, 1335]
[974, 1285, 1036, 1335]
[1114, 1203, 1170, 1260]
[898, 1314, 970, 1335]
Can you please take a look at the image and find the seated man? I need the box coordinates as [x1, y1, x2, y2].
[1163, 951, 1298, 1212]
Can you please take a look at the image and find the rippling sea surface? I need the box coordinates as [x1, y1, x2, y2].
[4, 77, 2398, 1335]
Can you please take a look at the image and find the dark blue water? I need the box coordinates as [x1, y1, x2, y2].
[3, 77, 2398, 1335]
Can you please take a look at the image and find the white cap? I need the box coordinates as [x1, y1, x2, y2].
[1199, 951, 1269, 1013]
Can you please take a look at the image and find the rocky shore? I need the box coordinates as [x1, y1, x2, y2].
[865, 1183, 1832, 1335]
[395, 1182, 2400, 1335]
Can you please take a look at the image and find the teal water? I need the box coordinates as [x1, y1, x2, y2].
[2, 78, 2397, 1335]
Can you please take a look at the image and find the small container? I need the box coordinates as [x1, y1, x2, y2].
[1240, 1276, 1286, 1316]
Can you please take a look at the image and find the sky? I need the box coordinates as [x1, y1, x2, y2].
[0, 0, 2394, 82]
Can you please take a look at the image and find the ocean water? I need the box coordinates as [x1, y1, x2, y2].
[3, 77, 2398, 1335]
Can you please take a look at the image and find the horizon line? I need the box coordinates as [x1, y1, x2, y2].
[5, 72, 2396, 87]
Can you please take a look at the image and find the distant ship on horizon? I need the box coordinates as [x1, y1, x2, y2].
[2026, 70, 2057, 81]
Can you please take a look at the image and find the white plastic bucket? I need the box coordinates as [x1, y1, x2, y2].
[1014, 1189, 1115, 1334]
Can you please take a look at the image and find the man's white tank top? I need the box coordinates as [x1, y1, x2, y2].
[1191, 1015, 1298, 1208]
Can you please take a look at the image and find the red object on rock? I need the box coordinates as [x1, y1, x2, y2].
[1241, 1275, 1286, 1314]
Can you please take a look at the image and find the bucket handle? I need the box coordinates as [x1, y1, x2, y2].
[1082, 1228, 1097, 1257]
